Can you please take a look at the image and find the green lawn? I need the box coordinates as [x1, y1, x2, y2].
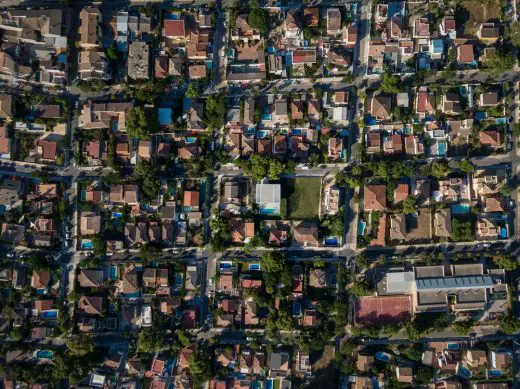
[281, 177, 321, 220]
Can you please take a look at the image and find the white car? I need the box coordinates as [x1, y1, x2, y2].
[482, 243, 491, 248]
[208, 279, 214, 287]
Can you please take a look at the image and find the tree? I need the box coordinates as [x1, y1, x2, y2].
[405, 321, 421, 341]
[133, 160, 160, 199]
[484, 50, 516, 74]
[415, 366, 434, 384]
[92, 234, 107, 257]
[127, 107, 156, 139]
[186, 84, 201, 98]
[500, 184, 513, 197]
[66, 334, 95, 356]
[452, 217, 474, 241]
[248, 8, 269, 32]
[350, 280, 372, 297]
[430, 159, 450, 179]
[402, 196, 417, 215]
[189, 351, 212, 389]
[262, 251, 286, 274]
[204, 94, 226, 129]
[379, 72, 401, 94]
[105, 45, 119, 62]
[492, 254, 518, 270]
[139, 243, 162, 262]
[506, 22, 520, 47]
[452, 319, 473, 336]
[458, 160, 474, 173]
[137, 327, 168, 353]
[268, 158, 284, 180]
[499, 315, 520, 334]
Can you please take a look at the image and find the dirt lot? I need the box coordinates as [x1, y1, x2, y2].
[457, 0, 501, 36]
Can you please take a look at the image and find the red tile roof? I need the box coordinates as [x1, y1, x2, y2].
[164, 19, 185, 38]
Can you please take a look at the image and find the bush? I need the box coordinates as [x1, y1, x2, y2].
[248, 8, 269, 32]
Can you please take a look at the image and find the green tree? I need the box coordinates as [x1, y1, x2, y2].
[248, 8, 269, 32]
[186, 84, 201, 98]
[137, 327, 168, 353]
[139, 243, 162, 262]
[402, 195, 417, 214]
[484, 50, 516, 74]
[405, 321, 421, 341]
[452, 217, 474, 241]
[204, 94, 227, 129]
[66, 334, 95, 356]
[189, 351, 212, 389]
[458, 160, 474, 173]
[268, 158, 284, 180]
[379, 72, 401, 94]
[133, 160, 160, 198]
[92, 234, 107, 257]
[492, 254, 518, 270]
[506, 22, 520, 47]
[499, 315, 520, 334]
[415, 366, 434, 384]
[430, 159, 450, 179]
[452, 319, 473, 336]
[500, 184, 513, 197]
[350, 280, 372, 297]
[126, 106, 156, 139]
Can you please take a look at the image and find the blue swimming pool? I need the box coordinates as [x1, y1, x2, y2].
[500, 227, 508, 238]
[82, 240, 93, 250]
[36, 350, 54, 359]
[265, 380, 273, 389]
[109, 265, 118, 280]
[452, 204, 470, 214]
[122, 291, 141, 298]
[458, 365, 472, 379]
[488, 369, 502, 378]
[293, 301, 302, 316]
[80, 190, 87, 202]
[244, 127, 255, 136]
[292, 129, 302, 135]
[324, 237, 339, 246]
[257, 130, 267, 138]
[260, 208, 276, 215]
[186, 137, 197, 144]
[358, 221, 367, 236]
[375, 352, 391, 362]
[496, 117, 507, 124]
[447, 343, 460, 350]
[112, 212, 122, 219]
[261, 114, 272, 121]
[249, 263, 261, 271]
[41, 310, 58, 319]
[175, 273, 183, 289]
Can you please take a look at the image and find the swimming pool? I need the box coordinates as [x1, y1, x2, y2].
[175, 273, 183, 289]
[122, 291, 141, 298]
[41, 310, 58, 319]
[324, 237, 339, 246]
[488, 369, 502, 378]
[244, 127, 255, 137]
[447, 343, 460, 350]
[358, 221, 367, 236]
[220, 261, 232, 269]
[293, 301, 302, 316]
[82, 240, 93, 250]
[36, 288, 47, 295]
[249, 263, 261, 271]
[495, 117, 507, 124]
[261, 114, 272, 121]
[375, 352, 391, 362]
[36, 350, 54, 359]
[265, 380, 273, 389]
[257, 130, 267, 138]
[185, 137, 197, 144]
[452, 204, 470, 215]
[292, 129, 302, 135]
[260, 208, 277, 215]
[80, 190, 87, 202]
[108, 265, 118, 280]
[458, 365, 472, 379]
[112, 212, 122, 219]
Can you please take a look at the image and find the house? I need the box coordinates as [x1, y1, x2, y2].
[465, 349, 487, 369]
[37, 139, 58, 162]
[436, 177, 470, 202]
[356, 354, 374, 372]
[78, 296, 104, 316]
[396, 366, 413, 384]
[185, 265, 198, 291]
[478, 23, 499, 44]
[183, 191, 200, 212]
[389, 213, 407, 241]
[163, 19, 186, 42]
[127, 41, 150, 80]
[284, 9, 301, 37]
[268, 352, 291, 378]
[480, 91, 499, 107]
[78, 50, 109, 81]
[434, 208, 452, 238]
[309, 268, 327, 288]
[79, 7, 102, 48]
[366, 132, 382, 154]
[394, 183, 409, 204]
[138, 140, 152, 160]
[81, 101, 133, 132]
[489, 351, 511, 372]
[31, 270, 50, 290]
[160, 297, 181, 315]
[231, 219, 255, 244]
[416, 89, 435, 118]
[244, 300, 259, 326]
[232, 15, 260, 41]
[189, 64, 206, 79]
[364, 184, 386, 211]
[303, 8, 319, 26]
[480, 130, 501, 149]
[80, 211, 101, 235]
[219, 274, 234, 294]
[484, 195, 505, 213]
[472, 168, 507, 198]
[457, 44, 475, 65]
[370, 94, 392, 121]
[1, 223, 24, 243]
[442, 92, 463, 115]
[302, 309, 317, 326]
[405, 135, 424, 155]
[383, 133, 403, 154]
[78, 269, 104, 288]
[255, 183, 281, 215]
[326, 8, 341, 36]
[328, 138, 343, 160]
[37, 183, 57, 199]
[293, 221, 319, 247]
[142, 268, 156, 288]
[188, 100, 205, 132]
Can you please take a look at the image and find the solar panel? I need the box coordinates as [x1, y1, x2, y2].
[415, 276, 494, 291]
